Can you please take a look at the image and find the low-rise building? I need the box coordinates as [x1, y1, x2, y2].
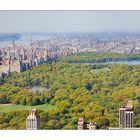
[77, 117, 96, 130]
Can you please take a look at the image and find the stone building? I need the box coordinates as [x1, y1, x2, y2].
[26, 108, 40, 130]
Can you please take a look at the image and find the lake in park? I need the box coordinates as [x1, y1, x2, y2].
[28, 86, 49, 92]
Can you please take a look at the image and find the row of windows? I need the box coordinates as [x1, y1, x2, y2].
[27, 119, 37, 121]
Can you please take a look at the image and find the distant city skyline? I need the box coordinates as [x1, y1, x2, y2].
[0, 11, 140, 33]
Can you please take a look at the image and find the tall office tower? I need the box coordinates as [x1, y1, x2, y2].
[21, 49, 26, 60]
[32, 49, 37, 60]
[0, 51, 2, 65]
[119, 100, 134, 129]
[77, 117, 85, 130]
[26, 108, 40, 130]
[8, 55, 12, 73]
[13, 40, 15, 47]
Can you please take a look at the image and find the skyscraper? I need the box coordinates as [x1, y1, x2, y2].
[119, 106, 126, 128]
[26, 108, 40, 130]
[119, 100, 134, 129]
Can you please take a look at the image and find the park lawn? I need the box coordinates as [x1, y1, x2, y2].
[90, 67, 110, 74]
[0, 104, 55, 113]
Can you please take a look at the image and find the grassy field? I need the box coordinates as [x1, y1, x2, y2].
[0, 104, 55, 113]
[90, 67, 110, 74]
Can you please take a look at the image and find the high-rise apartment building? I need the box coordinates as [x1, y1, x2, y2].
[119, 106, 126, 128]
[26, 108, 40, 130]
[119, 100, 134, 128]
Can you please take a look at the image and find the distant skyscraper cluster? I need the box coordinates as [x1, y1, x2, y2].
[1, 33, 140, 77]
[0, 39, 75, 77]
[0, 45, 50, 76]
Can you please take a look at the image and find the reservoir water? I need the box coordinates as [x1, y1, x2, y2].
[74, 60, 140, 65]
[29, 86, 49, 92]
[100, 60, 140, 65]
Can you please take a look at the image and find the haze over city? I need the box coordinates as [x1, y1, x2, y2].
[0, 11, 140, 33]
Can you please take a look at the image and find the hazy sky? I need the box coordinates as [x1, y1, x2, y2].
[0, 11, 140, 33]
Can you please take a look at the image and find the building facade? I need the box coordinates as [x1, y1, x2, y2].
[77, 117, 96, 130]
[26, 108, 40, 130]
[119, 106, 126, 128]
[77, 117, 85, 130]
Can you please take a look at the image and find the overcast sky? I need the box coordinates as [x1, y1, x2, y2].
[0, 11, 140, 33]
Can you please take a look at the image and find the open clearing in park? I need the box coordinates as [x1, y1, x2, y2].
[90, 67, 110, 74]
[0, 104, 55, 112]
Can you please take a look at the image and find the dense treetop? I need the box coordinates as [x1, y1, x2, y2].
[0, 52, 140, 129]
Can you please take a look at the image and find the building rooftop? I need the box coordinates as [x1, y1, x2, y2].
[29, 108, 37, 116]
[126, 100, 134, 110]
